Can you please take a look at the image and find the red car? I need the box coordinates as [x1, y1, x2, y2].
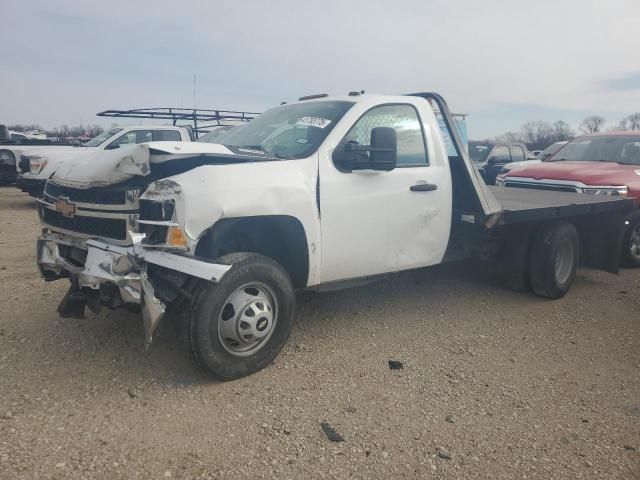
[497, 132, 640, 267]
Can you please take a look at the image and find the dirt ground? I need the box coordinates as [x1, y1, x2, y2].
[0, 185, 638, 480]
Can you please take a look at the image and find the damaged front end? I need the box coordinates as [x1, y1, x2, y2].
[38, 231, 231, 348]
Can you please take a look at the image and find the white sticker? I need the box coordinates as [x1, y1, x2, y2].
[296, 116, 332, 129]
[238, 148, 265, 154]
[635, 169, 640, 176]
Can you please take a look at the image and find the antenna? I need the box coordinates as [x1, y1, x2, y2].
[193, 73, 197, 110]
[193, 73, 198, 136]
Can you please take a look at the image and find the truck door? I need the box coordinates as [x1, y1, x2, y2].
[318, 102, 452, 283]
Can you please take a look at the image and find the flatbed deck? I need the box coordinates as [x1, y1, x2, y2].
[489, 186, 634, 225]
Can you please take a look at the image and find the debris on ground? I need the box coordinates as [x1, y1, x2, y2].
[437, 447, 452, 460]
[320, 422, 345, 442]
[388, 360, 403, 370]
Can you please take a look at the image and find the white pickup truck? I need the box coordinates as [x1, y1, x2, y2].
[15, 125, 193, 196]
[36, 92, 633, 380]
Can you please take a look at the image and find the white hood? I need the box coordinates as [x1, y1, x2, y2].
[52, 142, 235, 189]
[21, 145, 87, 157]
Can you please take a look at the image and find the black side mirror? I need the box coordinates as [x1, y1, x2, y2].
[104, 143, 120, 150]
[333, 127, 397, 172]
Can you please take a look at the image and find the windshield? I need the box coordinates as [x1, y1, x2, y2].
[197, 125, 240, 143]
[83, 128, 122, 147]
[221, 101, 353, 159]
[468, 142, 494, 163]
[539, 141, 566, 161]
[548, 135, 640, 165]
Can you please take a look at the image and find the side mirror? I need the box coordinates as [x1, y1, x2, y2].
[333, 127, 397, 172]
[104, 143, 120, 150]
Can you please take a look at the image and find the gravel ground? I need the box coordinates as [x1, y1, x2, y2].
[0, 185, 639, 479]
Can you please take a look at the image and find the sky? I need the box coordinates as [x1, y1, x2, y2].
[2, 0, 640, 139]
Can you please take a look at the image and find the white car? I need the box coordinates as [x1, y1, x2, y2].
[15, 125, 193, 196]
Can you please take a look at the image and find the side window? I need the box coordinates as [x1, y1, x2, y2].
[108, 130, 153, 148]
[11, 133, 27, 141]
[341, 104, 428, 167]
[510, 146, 525, 162]
[490, 146, 511, 163]
[153, 130, 182, 141]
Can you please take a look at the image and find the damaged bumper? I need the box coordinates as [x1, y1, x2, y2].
[37, 231, 231, 347]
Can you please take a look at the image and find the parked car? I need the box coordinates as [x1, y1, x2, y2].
[498, 141, 569, 176]
[15, 125, 194, 196]
[496, 132, 640, 266]
[1, 136, 80, 185]
[468, 141, 535, 185]
[35, 92, 631, 380]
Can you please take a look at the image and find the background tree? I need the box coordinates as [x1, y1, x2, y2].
[616, 113, 640, 131]
[551, 120, 574, 142]
[579, 115, 606, 134]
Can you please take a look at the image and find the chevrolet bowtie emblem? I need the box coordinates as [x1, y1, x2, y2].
[55, 197, 76, 218]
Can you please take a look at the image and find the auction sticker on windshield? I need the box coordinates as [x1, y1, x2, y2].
[297, 117, 332, 128]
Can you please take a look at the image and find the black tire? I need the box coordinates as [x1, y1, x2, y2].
[187, 252, 295, 380]
[621, 214, 640, 268]
[529, 222, 579, 299]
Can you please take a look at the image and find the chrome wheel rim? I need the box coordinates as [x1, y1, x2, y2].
[554, 238, 574, 285]
[630, 224, 640, 261]
[218, 282, 278, 357]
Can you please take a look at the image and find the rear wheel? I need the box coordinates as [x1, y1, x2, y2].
[187, 253, 295, 380]
[529, 222, 579, 299]
[621, 216, 640, 268]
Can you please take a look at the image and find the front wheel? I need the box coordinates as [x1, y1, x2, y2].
[187, 253, 295, 380]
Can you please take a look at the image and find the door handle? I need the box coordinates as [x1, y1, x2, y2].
[410, 183, 438, 192]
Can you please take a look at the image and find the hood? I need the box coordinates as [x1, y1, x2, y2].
[504, 159, 541, 171]
[52, 142, 235, 189]
[505, 160, 640, 190]
[20, 145, 86, 157]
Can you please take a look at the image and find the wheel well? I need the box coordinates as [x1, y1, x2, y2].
[195, 215, 310, 288]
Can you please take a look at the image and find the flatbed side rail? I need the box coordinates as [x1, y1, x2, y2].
[407, 92, 503, 225]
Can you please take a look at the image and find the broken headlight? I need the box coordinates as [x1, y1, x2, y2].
[137, 199, 188, 248]
[139, 199, 175, 221]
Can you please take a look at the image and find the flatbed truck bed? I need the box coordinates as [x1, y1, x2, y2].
[488, 186, 634, 225]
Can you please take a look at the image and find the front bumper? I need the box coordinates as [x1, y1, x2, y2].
[37, 231, 232, 347]
[16, 176, 46, 196]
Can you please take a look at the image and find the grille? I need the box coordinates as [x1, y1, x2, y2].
[42, 208, 127, 240]
[504, 182, 578, 193]
[44, 182, 138, 205]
